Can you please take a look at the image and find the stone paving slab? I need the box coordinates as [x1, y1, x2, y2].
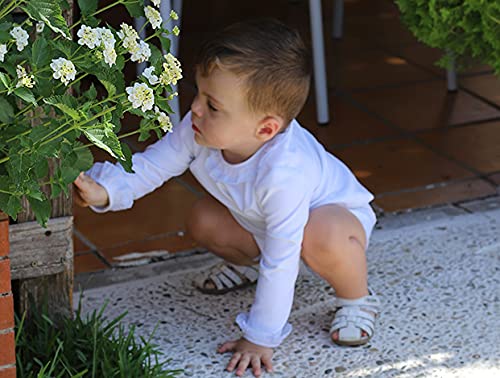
[74, 207, 500, 377]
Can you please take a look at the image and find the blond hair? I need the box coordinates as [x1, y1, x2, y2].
[195, 18, 311, 126]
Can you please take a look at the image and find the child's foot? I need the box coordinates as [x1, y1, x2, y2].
[330, 289, 380, 346]
[193, 262, 259, 295]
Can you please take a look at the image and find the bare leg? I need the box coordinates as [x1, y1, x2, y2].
[186, 195, 260, 266]
[301, 204, 371, 341]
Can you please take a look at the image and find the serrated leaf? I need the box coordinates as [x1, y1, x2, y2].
[99, 79, 116, 98]
[83, 84, 97, 100]
[73, 145, 94, 172]
[83, 123, 124, 160]
[0, 97, 14, 123]
[23, 0, 71, 39]
[43, 97, 80, 120]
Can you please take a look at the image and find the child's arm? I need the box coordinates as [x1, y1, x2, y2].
[79, 112, 198, 212]
[237, 177, 310, 346]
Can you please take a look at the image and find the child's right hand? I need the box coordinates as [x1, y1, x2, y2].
[73, 172, 109, 208]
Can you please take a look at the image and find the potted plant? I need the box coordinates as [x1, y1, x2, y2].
[395, 0, 500, 75]
[0, 0, 182, 317]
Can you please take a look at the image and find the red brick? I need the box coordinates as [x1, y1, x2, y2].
[0, 331, 15, 366]
[0, 260, 11, 295]
[0, 221, 7, 258]
[0, 295, 14, 330]
[0, 367, 16, 378]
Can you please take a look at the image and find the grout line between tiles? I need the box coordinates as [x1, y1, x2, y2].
[336, 90, 492, 178]
[73, 228, 113, 268]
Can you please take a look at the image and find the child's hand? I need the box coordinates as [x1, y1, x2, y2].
[218, 338, 273, 377]
[73, 172, 109, 208]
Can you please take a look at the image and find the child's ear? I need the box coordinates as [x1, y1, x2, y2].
[256, 116, 284, 141]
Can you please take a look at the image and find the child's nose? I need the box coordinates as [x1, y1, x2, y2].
[190, 96, 202, 118]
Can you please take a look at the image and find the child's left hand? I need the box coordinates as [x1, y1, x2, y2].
[218, 338, 273, 377]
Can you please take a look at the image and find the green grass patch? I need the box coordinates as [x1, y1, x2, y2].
[15, 300, 182, 378]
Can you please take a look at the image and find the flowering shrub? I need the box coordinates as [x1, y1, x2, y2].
[0, 0, 182, 226]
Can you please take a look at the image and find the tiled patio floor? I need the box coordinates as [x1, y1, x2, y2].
[73, 0, 500, 274]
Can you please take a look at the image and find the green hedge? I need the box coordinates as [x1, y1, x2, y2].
[395, 0, 500, 74]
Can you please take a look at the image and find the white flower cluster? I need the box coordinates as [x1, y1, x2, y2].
[117, 23, 151, 63]
[36, 22, 45, 33]
[77, 25, 117, 67]
[145, 6, 162, 30]
[0, 44, 7, 62]
[10, 26, 29, 51]
[126, 82, 154, 112]
[155, 106, 173, 133]
[159, 53, 183, 86]
[50, 57, 77, 86]
[16, 65, 35, 88]
[142, 66, 160, 85]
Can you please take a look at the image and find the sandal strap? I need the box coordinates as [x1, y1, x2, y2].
[334, 289, 380, 314]
[331, 307, 376, 337]
[330, 290, 380, 344]
[194, 262, 259, 293]
[231, 264, 259, 282]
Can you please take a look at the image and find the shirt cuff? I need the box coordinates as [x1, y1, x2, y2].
[86, 162, 133, 213]
[236, 312, 292, 348]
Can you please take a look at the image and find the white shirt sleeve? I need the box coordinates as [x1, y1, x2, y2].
[236, 167, 311, 348]
[86, 112, 195, 212]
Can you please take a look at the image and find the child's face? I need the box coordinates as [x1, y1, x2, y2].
[190, 67, 273, 163]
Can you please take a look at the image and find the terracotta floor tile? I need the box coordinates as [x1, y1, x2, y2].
[419, 121, 500, 174]
[334, 138, 474, 194]
[391, 44, 492, 77]
[326, 45, 434, 90]
[74, 180, 199, 249]
[100, 233, 199, 263]
[74, 253, 109, 275]
[73, 235, 89, 254]
[297, 93, 398, 147]
[352, 82, 500, 131]
[461, 75, 500, 107]
[374, 179, 497, 212]
[342, 4, 418, 47]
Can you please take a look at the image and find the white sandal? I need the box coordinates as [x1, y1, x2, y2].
[193, 262, 259, 295]
[330, 288, 380, 346]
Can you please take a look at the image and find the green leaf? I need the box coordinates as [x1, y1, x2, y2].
[32, 36, 51, 69]
[13, 87, 37, 105]
[118, 142, 134, 173]
[124, 0, 144, 18]
[34, 158, 49, 179]
[77, 0, 98, 17]
[73, 146, 94, 172]
[0, 97, 14, 123]
[83, 123, 124, 160]
[83, 84, 97, 100]
[28, 196, 51, 227]
[3, 195, 22, 220]
[22, 0, 71, 39]
[43, 95, 80, 120]
[99, 79, 116, 98]
[0, 72, 11, 90]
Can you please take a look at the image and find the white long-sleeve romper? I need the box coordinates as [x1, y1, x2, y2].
[87, 111, 376, 348]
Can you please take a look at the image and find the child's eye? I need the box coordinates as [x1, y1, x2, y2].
[208, 102, 218, 112]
